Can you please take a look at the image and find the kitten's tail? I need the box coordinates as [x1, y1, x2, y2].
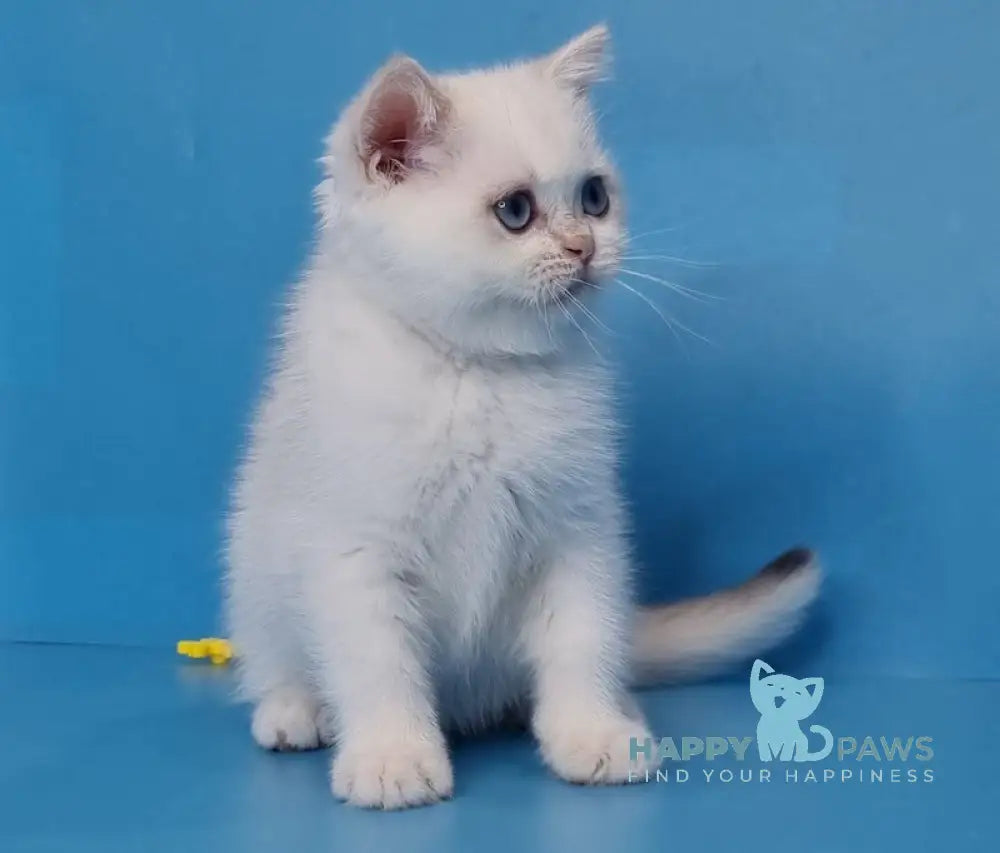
[631, 548, 821, 685]
[806, 725, 835, 761]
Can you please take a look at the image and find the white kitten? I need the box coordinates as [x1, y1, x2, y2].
[225, 25, 820, 810]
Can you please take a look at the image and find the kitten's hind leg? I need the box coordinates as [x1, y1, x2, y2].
[235, 637, 325, 751]
[227, 574, 323, 750]
[251, 685, 325, 751]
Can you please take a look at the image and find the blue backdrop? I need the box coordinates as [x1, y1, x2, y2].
[1, 1, 997, 678]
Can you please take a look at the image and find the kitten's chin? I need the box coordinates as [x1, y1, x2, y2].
[549, 277, 601, 305]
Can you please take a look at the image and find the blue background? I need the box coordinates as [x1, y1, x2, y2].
[2, 4, 998, 851]
[2, 0, 998, 679]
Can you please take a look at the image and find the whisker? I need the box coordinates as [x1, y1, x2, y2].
[540, 290, 554, 347]
[617, 268, 723, 303]
[554, 295, 602, 359]
[564, 282, 614, 335]
[625, 225, 687, 243]
[613, 278, 687, 355]
[620, 254, 719, 269]
[613, 278, 714, 349]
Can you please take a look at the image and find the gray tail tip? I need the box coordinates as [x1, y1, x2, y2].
[759, 546, 818, 579]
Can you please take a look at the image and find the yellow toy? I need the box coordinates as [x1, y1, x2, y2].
[176, 637, 234, 665]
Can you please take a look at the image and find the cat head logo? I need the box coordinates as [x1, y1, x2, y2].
[750, 659, 834, 762]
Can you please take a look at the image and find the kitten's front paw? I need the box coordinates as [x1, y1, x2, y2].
[331, 733, 454, 809]
[537, 713, 658, 785]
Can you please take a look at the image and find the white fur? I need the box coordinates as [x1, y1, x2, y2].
[225, 25, 816, 810]
[250, 686, 322, 751]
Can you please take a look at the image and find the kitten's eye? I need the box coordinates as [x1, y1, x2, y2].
[493, 190, 535, 232]
[580, 175, 610, 217]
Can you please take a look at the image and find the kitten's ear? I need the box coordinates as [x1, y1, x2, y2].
[544, 24, 612, 95]
[356, 56, 450, 184]
[752, 659, 776, 681]
[799, 678, 825, 710]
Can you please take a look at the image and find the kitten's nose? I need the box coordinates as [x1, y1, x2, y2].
[559, 232, 595, 265]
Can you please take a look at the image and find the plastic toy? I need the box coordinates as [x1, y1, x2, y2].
[176, 637, 234, 665]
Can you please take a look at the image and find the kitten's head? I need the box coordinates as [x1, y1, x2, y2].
[318, 26, 625, 356]
[750, 659, 825, 721]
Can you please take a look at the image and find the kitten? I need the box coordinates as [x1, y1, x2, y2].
[750, 659, 834, 761]
[225, 25, 821, 809]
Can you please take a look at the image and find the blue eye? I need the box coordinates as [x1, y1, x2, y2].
[581, 175, 609, 217]
[493, 190, 534, 232]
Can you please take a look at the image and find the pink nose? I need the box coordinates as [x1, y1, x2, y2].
[559, 232, 595, 265]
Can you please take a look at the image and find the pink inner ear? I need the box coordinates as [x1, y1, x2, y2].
[366, 89, 419, 180]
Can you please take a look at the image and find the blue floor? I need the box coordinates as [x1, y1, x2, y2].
[1, 644, 995, 852]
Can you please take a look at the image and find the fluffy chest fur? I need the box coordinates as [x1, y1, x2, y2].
[284, 285, 617, 643]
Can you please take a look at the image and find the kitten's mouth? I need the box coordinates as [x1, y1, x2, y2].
[554, 277, 594, 302]
[774, 696, 786, 709]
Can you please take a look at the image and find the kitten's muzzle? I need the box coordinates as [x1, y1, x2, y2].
[774, 695, 786, 709]
[557, 231, 595, 266]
